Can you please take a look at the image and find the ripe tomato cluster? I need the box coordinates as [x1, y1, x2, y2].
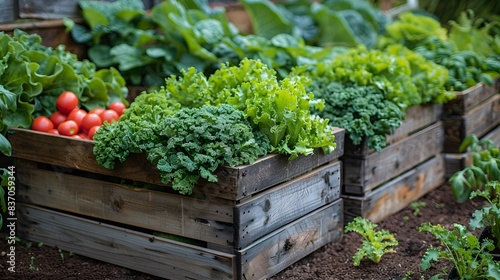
[31, 91, 126, 140]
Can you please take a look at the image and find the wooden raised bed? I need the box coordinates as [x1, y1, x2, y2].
[341, 104, 445, 222]
[442, 79, 500, 177]
[10, 127, 345, 280]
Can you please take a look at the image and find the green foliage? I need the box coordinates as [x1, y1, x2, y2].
[469, 181, 500, 250]
[344, 217, 398, 266]
[419, 223, 500, 279]
[0, 29, 128, 156]
[449, 135, 500, 202]
[292, 44, 449, 151]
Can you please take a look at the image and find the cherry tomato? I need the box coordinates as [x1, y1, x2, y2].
[49, 111, 67, 128]
[56, 91, 79, 114]
[99, 109, 120, 124]
[89, 108, 105, 116]
[108, 101, 126, 116]
[47, 129, 59, 135]
[31, 116, 54, 132]
[81, 113, 102, 133]
[88, 125, 100, 140]
[67, 108, 88, 129]
[58, 120, 79, 136]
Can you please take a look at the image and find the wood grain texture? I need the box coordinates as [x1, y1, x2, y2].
[16, 158, 341, 249]
[238, 200, 343, 280]
[342, 155, 445, 223]
[8, 127, 344, 200]
[18, 200, 342, 280]
[443, 124, 500, 178]
[18, 203, 236, 280]
[343, 121, 444, 194]
[443, 94, 500, 153]
[0, 0, 16, 23]
[344, 104, 443, 157]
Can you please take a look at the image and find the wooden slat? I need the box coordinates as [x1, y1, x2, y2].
[238, 199, 343, 280]
[444, 83, 497, 116]
[17, 203, 236, 280]
[0, 0, 16, 23]
[443, 94, 500, 153]
[344, 104, 443, 157]
[343, 121, 444, 194]
[16, 159, 342, 248]
[8, 127, 345, 200]
[234, 161, 341, 249]
[443, 124, 500, 178]
[342, 155, 445, 223]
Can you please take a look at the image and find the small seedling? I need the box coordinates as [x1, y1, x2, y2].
[345, 217, 398, 266]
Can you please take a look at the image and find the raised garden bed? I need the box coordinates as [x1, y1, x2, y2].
[9, 127, 345, 280]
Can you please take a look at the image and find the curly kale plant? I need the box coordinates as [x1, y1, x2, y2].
[165, 58, 337, 160]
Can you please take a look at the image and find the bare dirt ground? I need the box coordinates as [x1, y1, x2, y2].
[0, 183, 483, 280]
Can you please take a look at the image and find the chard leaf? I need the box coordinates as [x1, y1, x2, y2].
[240, 0, 294, 39]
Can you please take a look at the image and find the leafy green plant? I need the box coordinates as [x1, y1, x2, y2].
[449, 135, 500, 202]
[344, 216, 398, 266]
[29, 256, 39, 271]
[469, 180, 500, 250]
[410, 201, 427, 216]
[419, 222, 500, 279]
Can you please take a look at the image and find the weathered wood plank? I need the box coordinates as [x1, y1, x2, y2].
[343, 121, 444, 194]
[238, 199, 343, 280]
[8, 127, 345, 200]
[16, 159, 342, 248]
[0, 0, 16, 23]
[234, 161, 341, 249]
[443, 94, 500, 153]
[17, 203, 236, 280]
[18, 0, 161, 19]
[342, 155, 445, 223]
[443, 124, 500, 178]
[444, 82, 497, 116]
[344, 104, 443, 157]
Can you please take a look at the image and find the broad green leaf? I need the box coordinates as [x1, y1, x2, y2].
[82, 8, 110, 29]
[0, 133, 11, 157]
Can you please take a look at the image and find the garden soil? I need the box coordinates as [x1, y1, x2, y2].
[0, 183, 486, 280]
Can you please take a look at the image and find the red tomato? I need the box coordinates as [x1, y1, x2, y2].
[31, 116, 54, 132]
[47, 129, 59, 135]
[88, 125, 100, 140]
[67, 108, 88, 129]
[99, 109, 120, 124]
[81, 113, 102, 133]
[49, 111, 67, 128]
[58, 120, 79, 136]
[56, 91, 79, 114]
[78, 133, 89, 139]
[71, 135, 83, 139]
[89, 108, 105, 115]
[108, 101, 126, 116]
